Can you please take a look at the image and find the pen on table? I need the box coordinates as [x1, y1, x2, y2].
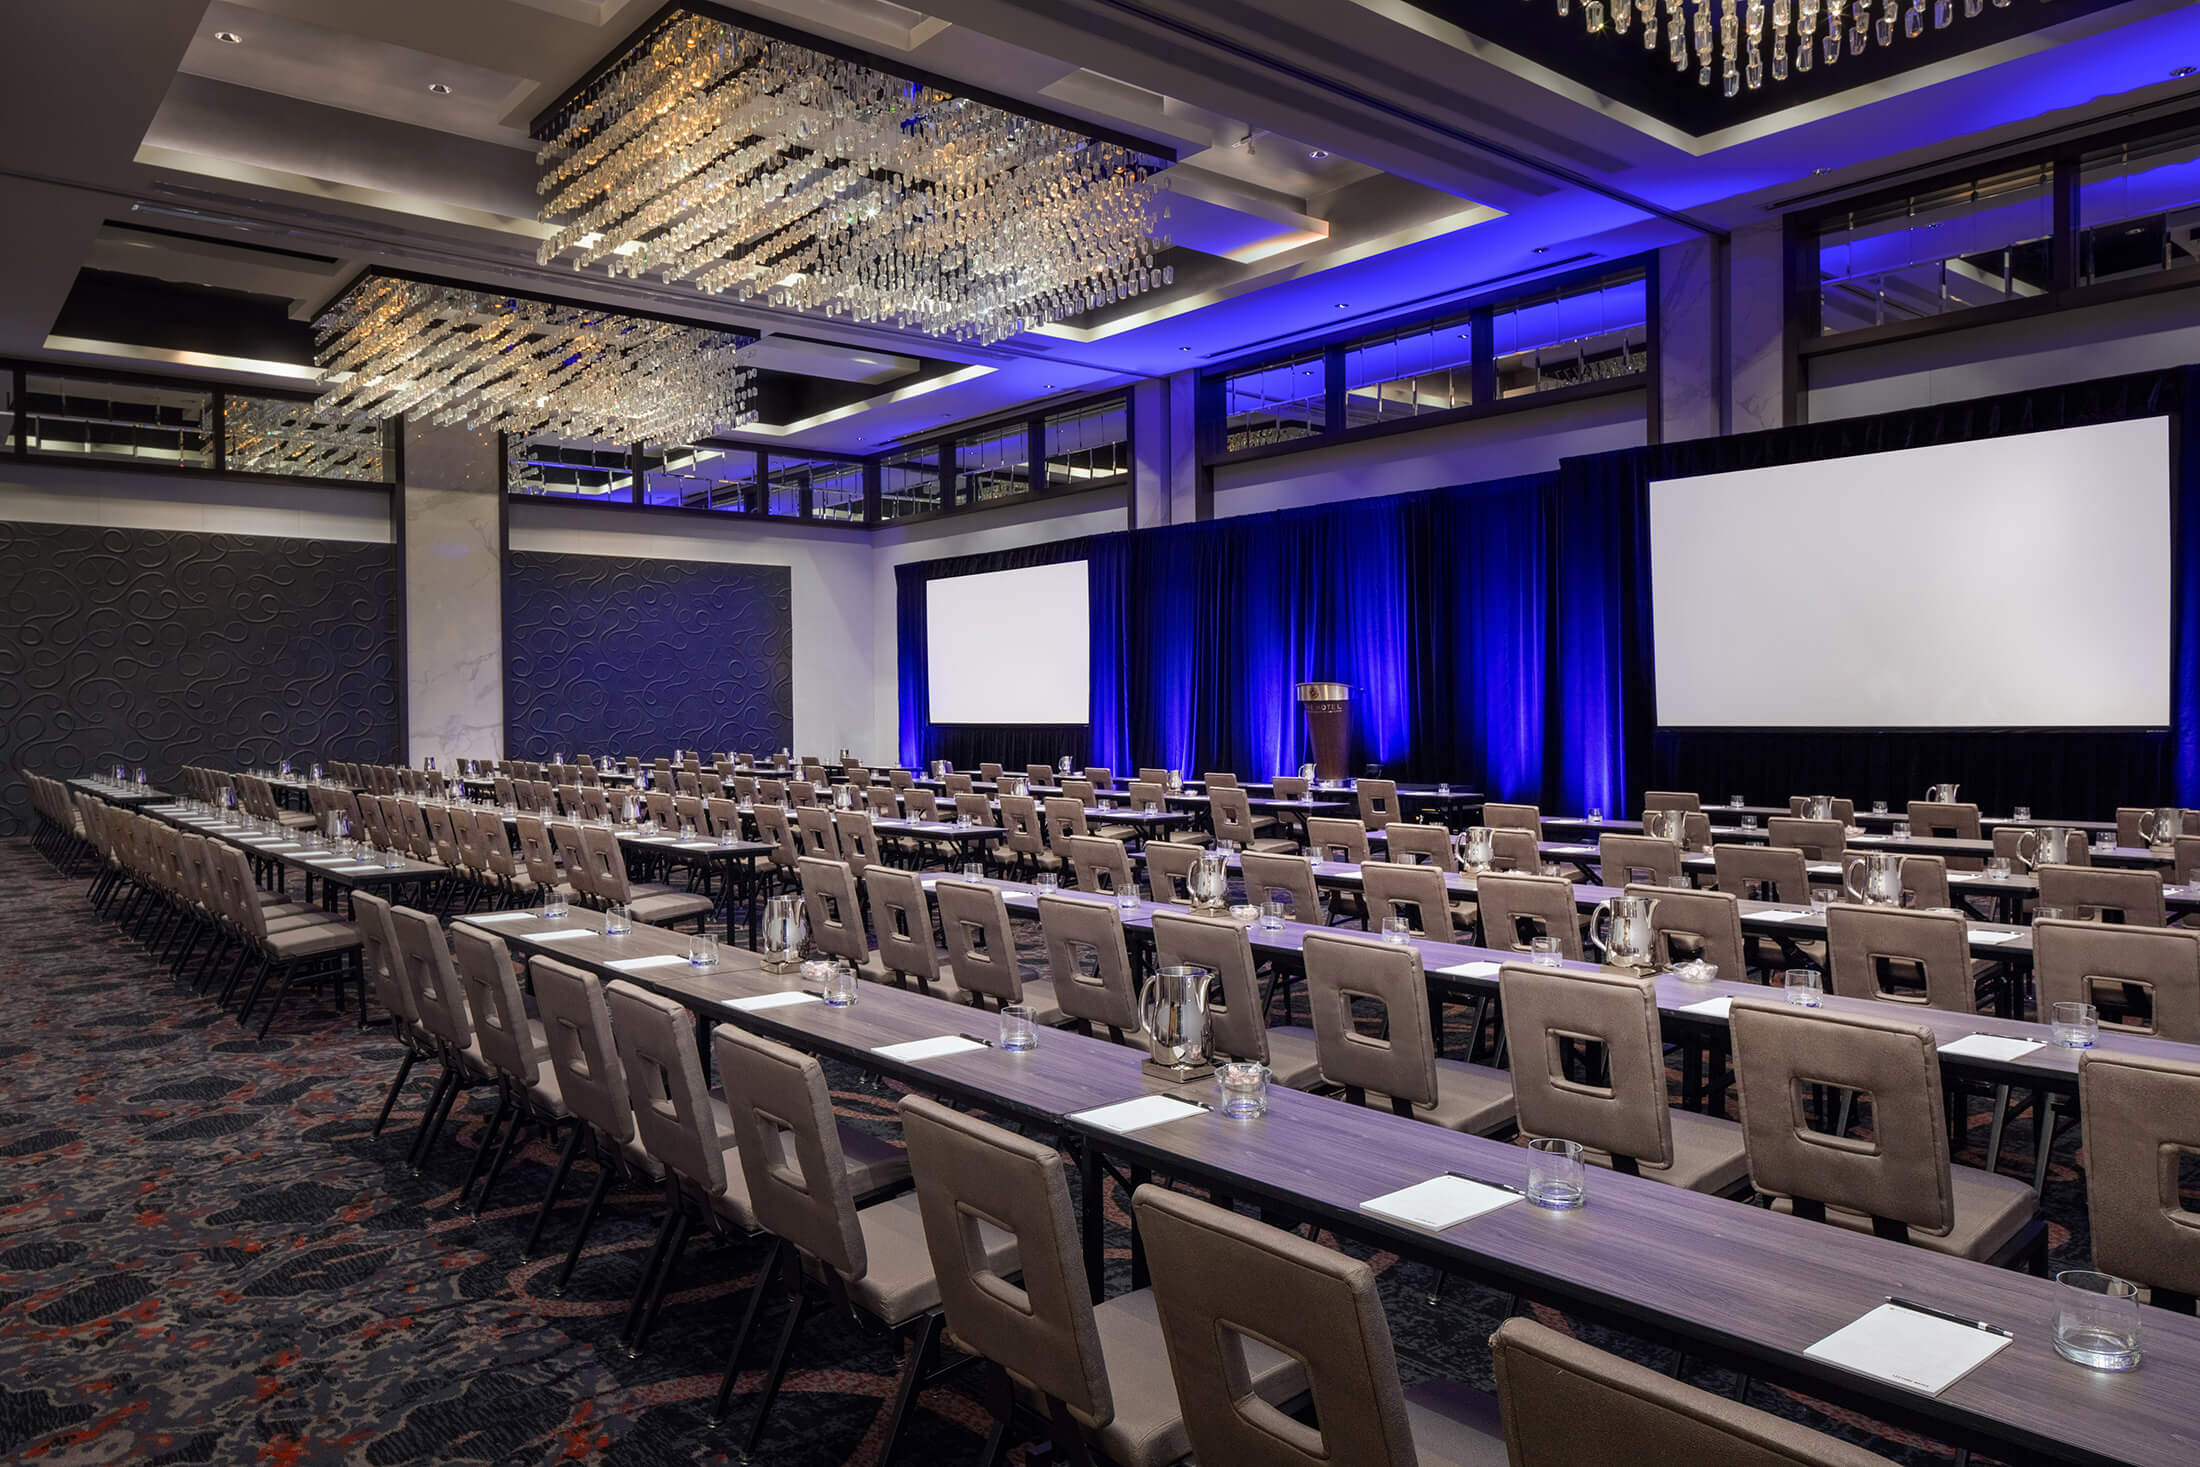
[1884, 1296, 2013, 1337]
[1445, 1171, 1527, 1197]
[956, 1032, 996, 1048]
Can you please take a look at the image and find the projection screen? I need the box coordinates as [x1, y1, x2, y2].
[925, 561, 1091, 723]
[1647, 416, 2172, 728]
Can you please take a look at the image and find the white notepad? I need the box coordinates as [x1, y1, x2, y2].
[1435, 960, 1502, 979]
[607, 954, 691, 972]
[1677, 995, 1735, 1019]
[873, 1035, 988, 1063]
[727, 991, 822, 1012]
[1070, 1095, 1209, 1133]
[1807, 862, 1842, 875]
[463, 911, 535, 924]
[528, 928, 597, 941]
[1804, 1302, 2012, 1395]
[1359, 1175, 1521, 1232]
[1969, 930, 2024, 945]
[1938, 1033, 2045, 1062]
[1753, 909, 1814, 923]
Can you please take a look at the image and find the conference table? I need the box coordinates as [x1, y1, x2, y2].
[140, 803, 445, 912]
[68, 776, 171, 808]
[455, 894, 2200, 1467]
[1539, 814, 2173, 869]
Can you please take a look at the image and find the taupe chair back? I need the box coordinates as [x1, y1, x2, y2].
[979, 762, 1003, 782]
[753, 803, 799, 874]
[1060, 778, 1098, 807]
[2034, 918, 2200, 1042]
[1038, 896, 1142, 1038]
[1491, 1317, 1892, 1467]
[645, 790, 675, 826]
[1502, 963, 1674, 1171]
[954, 792, 992, 826]
[1826, 904, 1974, 1012]
[548, 822, 595, 903]
[2037, 865, 2166, 926]
[935, 879, 1025, 1007]
[1483, 802, 1542, 837]
[1151, 909, 1272, 1066]
[1490, 827, 1542, 872]
[1635, 884, 1746, 979]
[578, 824, 639, 905]
[1043, 796, 1089, 845]
[1767, 816, 1845, 861]
[1730, 999, 1964, 1243]
[530, 956, 634, 1146]
[1474, 872, 1582, 959]
[794, 804, 841, 860]
[943, 773, 974, 794]
[1025, 763, 1053, 787]
[1127, 780, 1167, 808]
[999, 795, 1050, 865]
[1083, 766, 1115, 792]
[1270, 775, 1310, 801]
[1899, 854, 1951, 910]
[1681, 811, 1714, 853]
[1302, 931, 1439, 1109]
[672, 794, 703, 833]
[891, 768, 918, 790]
[391, 904, 473, 1052]
[1907, 800, 1981, 840]
[865, 784, 899, 818]
[515, 814, 560, 892]
[1712, 843, 1810, 904]
[1202, 771, 1239, 789]
[1241, 850, 1323, 921]
[1362, 861, 1456, 942]
[1356, 778, 1398, 832]
[1305, 816, 1370, 864]
[352, 890, 416, 1032]
[714, 1026, 862, 1278]
[1145, 840, 1198, 904]
[1136, 1184, 1423, 1467]
[1382, 822, 1455, 870]
[833, 809, 879, 878]
[1598, 833, 1682, 889]
[1643, 791, 1702, 814]
[733, 775, 759, 801]
[452, 925, 545, 1089]
[799, 856, 870, 969]
[704, 796, 741, 838]
[898, 1096, 1111, 1427]
[1066, 835, 1134, 895]
[2174, 834, 2200, 876]
[866, 866, 945, 987]
[1136, 767, 1169, 785]
[2079, 1050, 2200, 1307]
[605, 980, 725, 1194]
[1210, 786, 1266, 847]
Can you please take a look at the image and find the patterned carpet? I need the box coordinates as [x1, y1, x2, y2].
[0, 832, 2085, 1465]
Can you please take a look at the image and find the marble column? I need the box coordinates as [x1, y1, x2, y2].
[1656, 237, 1722, 443]
[401, 422, 504, 767]
[1131, 371, 1203, 525]
[1729, 220, 1790, 432]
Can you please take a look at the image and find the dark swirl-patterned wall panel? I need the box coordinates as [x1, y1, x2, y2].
[503, 550, 792, 760]
[0, 522, 398, 836]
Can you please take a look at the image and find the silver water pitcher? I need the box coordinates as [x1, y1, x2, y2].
[1456, 825, 1496, 871]
[1800, 795, 1834, 821]
[2015, 825, 2078, 869]
[760, 894, 807, 973]
[1641, 808, 1685, 843]
[1844, 850, 1903, 905]
[2139, 806, 2185, 849]
[1166, 769, 1183, 792]
[1140, 964, 1215, 1083]
[1188, 849, 1231, 912]
[1059, 755, 1074, 774]
[1925, 782, 1960, 803]
[1590, 893, 1659, 967]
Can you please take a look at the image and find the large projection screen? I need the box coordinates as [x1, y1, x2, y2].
[926, 561, 1091, 723]
[1648, 417, 2173, 728]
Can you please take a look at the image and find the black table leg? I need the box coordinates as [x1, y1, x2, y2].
[1077, 1134, 1105, 1299]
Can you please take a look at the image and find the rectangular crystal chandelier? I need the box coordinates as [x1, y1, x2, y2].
[533, 6, 1175, 345]
[312, 272, 758, 447]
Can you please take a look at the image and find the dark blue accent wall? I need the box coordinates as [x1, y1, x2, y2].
[504, 550, 792, 761]
[0, 521, 399, 836]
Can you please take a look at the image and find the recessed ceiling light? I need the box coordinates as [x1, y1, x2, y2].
[428, 82, 452, 95]
[1179, 346, 1191, 352]
[1335, 302, 1349, 309]
[2174, 65, 2198, 78]
[1531, 247, 1548, 255]
[1812, 166, 1832, 175]
[214, 29, 242, 43]
[1309, 149, 1330, 159]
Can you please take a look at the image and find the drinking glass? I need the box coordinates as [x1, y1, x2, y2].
[2035, 905, 2069, 921]
[2014, 805, 2033, 822]
[1144, 801, 1160, 816]
[1215, 1060, 1271, 1119]
[1985, 856, 2012, 880]
[999, 1002, 1039, 1051]
[1729, 794, 1744, 808]
[1784, 968, 1823, 1007]
[541, 887, 567, 920]
[1437, 782, 1451, 796]
[2095, 832, 2115, 853]
[382, 846, 404, 870]
[1260, 896, 1287, 930]
[1116, 882, 1141, 912]
[824, 960, 859, 1008]
[2051, 1000, 2099, 1049]
[1381, 915, 1411, 944]
[1892, 819, 1911, 839]
[1741, 815, 1758, 831]
[963, 862, 984, 882]
[1587, 808, 1603, 824]
[689, 934, 720, 968]
[1674, 959, 1718, 984]
[1035, 872, 1059, 895]
[1525, 1137, 1586, 1210]
[603, 903, 631, 937]
[1530, 935, 1563, 967]
[1872, 800, 1888, 815]
[2053, 1271, 2142, 1370]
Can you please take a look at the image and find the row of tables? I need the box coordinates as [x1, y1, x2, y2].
[447, 883, 2200, 1467]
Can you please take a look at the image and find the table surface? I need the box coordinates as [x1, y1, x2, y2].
[460, 895, 2200, 1467]
[144, 805, 444, 884]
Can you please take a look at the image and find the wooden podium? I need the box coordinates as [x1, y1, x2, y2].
[1296, 681, 1350, 780]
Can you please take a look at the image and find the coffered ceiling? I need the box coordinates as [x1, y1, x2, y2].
[1, 0, 2195, 454]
